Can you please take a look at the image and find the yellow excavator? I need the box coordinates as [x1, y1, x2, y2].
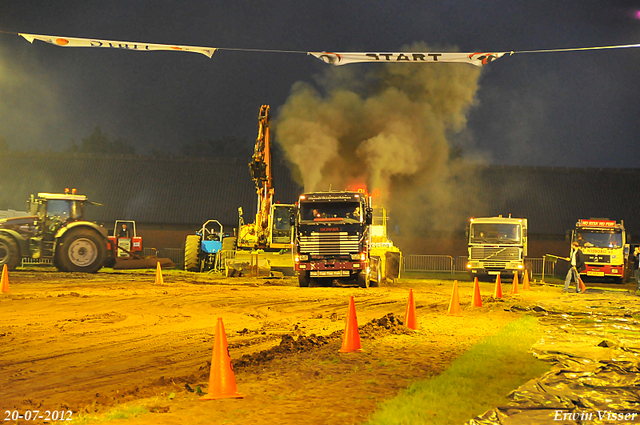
[237, 105, 295, 250]
[226, 105, 295, 277]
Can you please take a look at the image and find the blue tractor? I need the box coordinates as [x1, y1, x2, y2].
[183, 220, 235, 272]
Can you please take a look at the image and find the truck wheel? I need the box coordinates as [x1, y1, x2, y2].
[298, 272, 310, 287]
[184, 235, 201, 272]
[357, 270, 370, 288]
[57, 228, 106, 273]
[0, 234, 21, 270]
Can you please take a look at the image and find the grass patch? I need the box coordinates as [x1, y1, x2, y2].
[67, 404, 149, 424]
[366, 315, 549, 425]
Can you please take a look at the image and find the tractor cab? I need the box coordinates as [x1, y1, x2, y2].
[109, 220, 142, 257]
[28, 191, 88, 239]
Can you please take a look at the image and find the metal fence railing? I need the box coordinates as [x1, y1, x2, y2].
[524, 257, 556, 276]
[402, 255, 557, 276]
[402, 255, 456, 273]
[454, 256, 469, 272]
[21, 258, 52, 266]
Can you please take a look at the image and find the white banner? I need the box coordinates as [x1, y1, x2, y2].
[19, 33, 216, 58]
[309, 51, 510, 66]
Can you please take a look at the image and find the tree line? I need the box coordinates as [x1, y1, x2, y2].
[0, 127, 264, 159]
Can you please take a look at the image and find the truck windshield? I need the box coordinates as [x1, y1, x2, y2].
[470, 223, 521, 244]
[300, 202, 361, 222]
[573, 231, 623, 248]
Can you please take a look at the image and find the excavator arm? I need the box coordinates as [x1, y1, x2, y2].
[245, 105, 274, 248]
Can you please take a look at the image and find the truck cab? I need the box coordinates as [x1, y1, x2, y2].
[572, 219, 628, 284]
[293, 191, 373, 288]
[466, 216, 528, 280]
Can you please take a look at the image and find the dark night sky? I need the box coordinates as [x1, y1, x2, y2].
[2, 1, 640, 167]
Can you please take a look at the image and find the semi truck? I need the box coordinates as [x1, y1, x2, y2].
[293, 191, 375, 288]
[466, 215, 528, 280]
[571, 218, 629, 283]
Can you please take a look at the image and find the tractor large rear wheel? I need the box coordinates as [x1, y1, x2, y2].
[57, 228, 106, 273]
[0, 234, 21, 270]
[221, 237, 237, 251]
[184, 235, 201, 272]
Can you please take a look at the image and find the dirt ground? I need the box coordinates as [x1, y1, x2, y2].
[0, 267, 635, 425]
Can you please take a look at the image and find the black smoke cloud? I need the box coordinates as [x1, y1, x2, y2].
[274, 42, 488, 236]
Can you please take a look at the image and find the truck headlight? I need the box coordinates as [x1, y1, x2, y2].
[295, 254, 309, 262]
[350, 253, 366, 261]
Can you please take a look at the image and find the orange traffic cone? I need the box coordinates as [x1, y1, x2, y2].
[339, 296, 363, 353]
[404, 289, 418, 330]
[493, 274, 503, 299]
[578, 277, 587, 293]
[1, 264, 8, 294]
[200, 318, 244, 400]
[511, 272, 520, 295]
[155, 261, 164, 285]
[522, 270, 531, 291]
[472, 277, 482, 307]
[447, 280, 461, 316]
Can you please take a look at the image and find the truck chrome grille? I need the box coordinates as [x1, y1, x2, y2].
[470, 246, 520, 261]
[300, 232, 360, 255]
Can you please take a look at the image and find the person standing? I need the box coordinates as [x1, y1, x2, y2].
[634, 247, 640, 293]
[563, 242, 586, 293]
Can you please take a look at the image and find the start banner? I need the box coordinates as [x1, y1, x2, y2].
[308, 51, 510, 66]
[19, 33, 217, 58]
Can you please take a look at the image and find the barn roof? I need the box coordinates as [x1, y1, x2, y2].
[0, 152, 638, 236]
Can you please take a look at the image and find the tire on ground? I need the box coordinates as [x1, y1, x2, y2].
[0, 234, 21, 270]
[184, 235, 201, 272]
[370, 263, 381, 287]
[298, 272, 310, 287]
[57, 228, 106, 273]
[53, 249, 68, 272]
[357, 270, 370, 288]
